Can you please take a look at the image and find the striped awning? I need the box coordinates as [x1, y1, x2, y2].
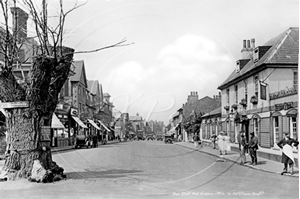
[51, 113, 65, 129]
[88, 119, 100, 130]
[72, 116, 88, 128]
[98, 120, 111, 132]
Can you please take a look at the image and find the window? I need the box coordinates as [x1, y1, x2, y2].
[291, 117, 297, 139]
[254, 75, 259, 98]
[293, 71, 298, 89]
[253, 118, 259, 134]
[64, 81, 69, 96]
[273, 117, 279, 143]
[235, 85, 238, 104]
[226, 89, 230, 105]
[244, 81, 248, 102]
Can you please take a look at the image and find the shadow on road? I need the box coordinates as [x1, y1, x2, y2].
[66, 169, 144, 180]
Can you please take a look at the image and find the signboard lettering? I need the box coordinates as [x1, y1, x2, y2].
[70, 108, 78, 116]
[0, 101, 29, 109]
[41, 126, 51, 141]
[275, 102, 294, 111]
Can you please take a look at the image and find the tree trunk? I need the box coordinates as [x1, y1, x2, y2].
[0, 47, 74, 182]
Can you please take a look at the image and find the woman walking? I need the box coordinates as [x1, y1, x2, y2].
[277, 133, 299, 175]
[193, 133, 200, 148]
[217, 131, 224, 155]
[238, 131, 247, 165]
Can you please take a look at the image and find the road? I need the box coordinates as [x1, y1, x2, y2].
[0, 140, 298, 199]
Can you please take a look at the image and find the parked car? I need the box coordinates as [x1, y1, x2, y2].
[146, 134, 155, 141]
[164, 134, 174, 144]
[74, 135, 92, 149]
[137, 134, 145, 141]
[156, 134, 164, 141]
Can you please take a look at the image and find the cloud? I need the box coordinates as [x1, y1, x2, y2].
[106, 34, 233, 123]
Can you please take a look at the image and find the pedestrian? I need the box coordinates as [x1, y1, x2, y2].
[248, 132, 259, 165]
[277, 133, 299, 175]
[210, 133, 217, 149]
[193, 133, 200, 148]
[217, 131, 224, 155]
[223, 132, 230, 155]
[238, 131, 247, 165]
[178, 134, 182, 142]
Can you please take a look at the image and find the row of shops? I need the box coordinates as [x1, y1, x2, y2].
[50, 106, 114, 147]
[200, 101, 298, 150]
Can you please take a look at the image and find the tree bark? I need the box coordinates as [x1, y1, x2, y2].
[0, 47, 74, 182]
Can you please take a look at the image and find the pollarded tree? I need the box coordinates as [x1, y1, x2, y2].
[0, 0, 130, 182]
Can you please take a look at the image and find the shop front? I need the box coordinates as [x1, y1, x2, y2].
[51, 113, 68, 147]
[70, 108, 88, 144]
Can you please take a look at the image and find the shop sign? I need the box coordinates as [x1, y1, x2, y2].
[0, 101, 29, 109]
[269, 86, 297, 100]
[41, 126, 51, 141]
[70, 108, 78, 116]
[275, 102, 294, 111]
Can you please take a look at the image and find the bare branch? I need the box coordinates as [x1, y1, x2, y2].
[74, 38, 134, 54]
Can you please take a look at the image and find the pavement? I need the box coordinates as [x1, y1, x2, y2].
[1, 139, 298, 178]
[175, 141, 299, 178]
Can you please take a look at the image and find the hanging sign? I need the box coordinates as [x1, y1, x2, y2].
[41, 126, 51, 141]
[0, 101, 29, 109]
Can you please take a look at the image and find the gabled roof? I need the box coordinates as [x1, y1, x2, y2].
[87, 80, 100, 96]
[129, 116, 143, 121]
[201, 106, 221, 118]
[70, 60, 88, 88]
[218, 27, 299, 90]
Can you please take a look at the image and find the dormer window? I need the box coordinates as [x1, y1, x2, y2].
[254, 46, 272, 63]
[236, 59, 250, 73]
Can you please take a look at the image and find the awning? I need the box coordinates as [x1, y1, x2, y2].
[88, 119, 100, 130]
[98, 120, 111, 132]
[51, 113, 65, 129]
[72, 116, 88, 128]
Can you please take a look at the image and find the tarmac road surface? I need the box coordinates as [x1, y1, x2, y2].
[0, 140, 298, 199]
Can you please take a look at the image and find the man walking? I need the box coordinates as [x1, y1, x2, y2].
[248, 132, 258, 165]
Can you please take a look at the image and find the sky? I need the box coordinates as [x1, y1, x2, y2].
[25, 0, 299, 124]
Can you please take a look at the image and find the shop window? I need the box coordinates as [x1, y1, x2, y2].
[273, 117, 280, 143]
[253, 118, 259, 134]
[293, 71, 298, 89]
[291, 117, 297, 139]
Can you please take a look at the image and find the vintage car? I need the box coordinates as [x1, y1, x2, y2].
[164, 134, 174, 144]
[146, 134, 155, 141]
[74, 135, 93, 149]
[156, 134, 164, 141]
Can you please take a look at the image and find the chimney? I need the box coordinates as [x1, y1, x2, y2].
[251, 38, 255, 48]
[243, 40, 246, 49]
[11, 7, 28, 43]
[241, 39, 252, 59]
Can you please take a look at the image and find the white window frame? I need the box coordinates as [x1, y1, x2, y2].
[273, 117, 280, 147]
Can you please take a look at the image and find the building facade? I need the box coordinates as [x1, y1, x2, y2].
[218, 27, 298, 149]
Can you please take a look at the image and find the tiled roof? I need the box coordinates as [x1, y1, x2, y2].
[201, 106, 221, 118]
[70, 60, 84, 82]
[218, 27, 299, 89]
[87, 80, 100, 95]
